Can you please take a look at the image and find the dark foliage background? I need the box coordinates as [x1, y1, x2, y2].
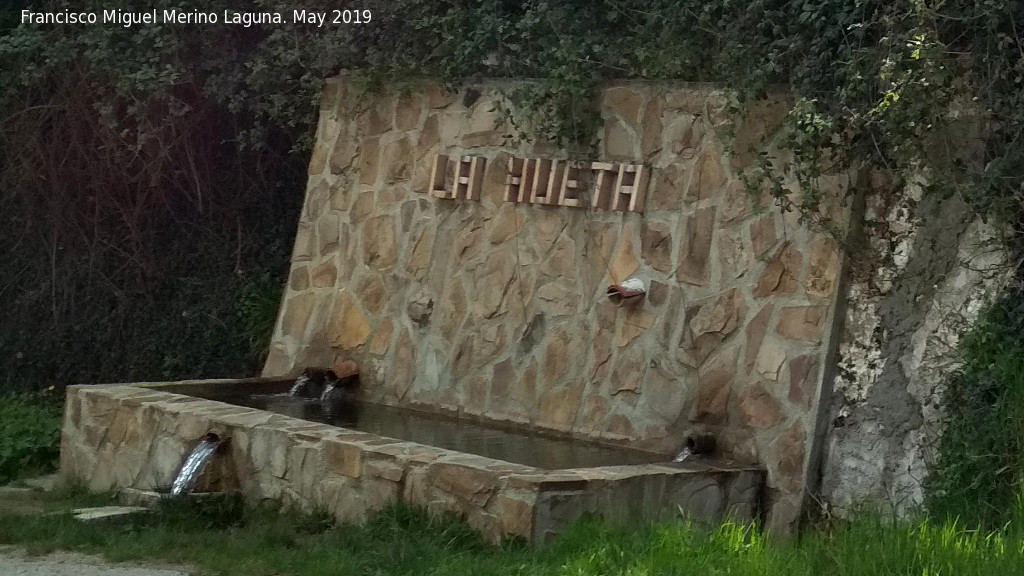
[1, 0, 1023, 524]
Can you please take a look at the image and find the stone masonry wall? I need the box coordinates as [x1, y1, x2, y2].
[263, 76, 852, 530]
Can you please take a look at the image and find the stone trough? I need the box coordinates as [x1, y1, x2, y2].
[61, 378, 763, 544]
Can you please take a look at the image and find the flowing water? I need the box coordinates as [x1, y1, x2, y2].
[672, 446, 693, 463]
[169, 433, 222, 496]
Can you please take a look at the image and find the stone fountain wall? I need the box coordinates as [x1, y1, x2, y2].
[263, 76, 853, 531]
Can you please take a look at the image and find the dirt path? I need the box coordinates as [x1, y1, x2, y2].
[0, 548, 192, 576]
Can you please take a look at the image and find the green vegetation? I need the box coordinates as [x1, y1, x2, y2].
[926, 285, 1024, 530]
[2, 495, 1024, 576]
[2, 0, 1024, 533]
[3, 0, 1023, 391]
[0, 393, 62, 484]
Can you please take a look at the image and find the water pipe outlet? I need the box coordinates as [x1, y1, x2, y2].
[684, 433, 716, 456]
[607, 277, 646, 306]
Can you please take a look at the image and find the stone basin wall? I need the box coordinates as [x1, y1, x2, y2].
[263, 76, 853, 530]
[60, 382, 763, 544]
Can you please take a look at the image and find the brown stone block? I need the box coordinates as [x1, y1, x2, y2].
[453, 221, 484, 262]
[416, 115, 440, 161]
[317, 213, 341, 256]
[358, 137, 381, 186]
[788, 353, 819, 407]
[579, 394, 609, 433]
[324, 440, 362, 478]
[537, 379, 584, 429]
[769, 422, 806, 492]
[452, 337, 474, 381]
[383, 137, 414, 184]
[644, 366, 688, 421]
[755, 337, 787, 381]
[737, 384, 784, 428]
[641, 222, 673, 273]
[720, 181, 755, 224]
[481, 151, 510, 209]
[308, 144, 328, 176]
[425, 84, 457, 109]
[611, 348, 647, 396]
[753, 242, 801, 298]
[604, 119, 635, 161]
[387, 328, 416, 400]
[462, 130, 508, 148]
[263, 342, 292, 377]
[305, 180, 331, 222]
[662, 112, 705, 160]
[750, 214, 778, 256]
[685, 148, 725, 204]
[604, 87, 644, 126]
[690, 345, 738, 424]
[541, 329, 572, 385]
[776, 305, 826, 343]
[678, 288, 746, 368]
[495, 495, 534, 539]
[281, 293, 316, 339]
[535, 282, 579, 318]
[650, 164, 685, 211]
[311, 261, 338, 289]
[394, 93, 423, 131]
[289, 266, 310, 292]
[806, 235, 841, 299]
[329, 292, 371, 350]
[467, 375, 489, 413]
[439, 281, 467, 343]
[329, 129, 359, 175]
[744, 304, 774, 375]
[489, 204, 524, 244]
[361, 214, 398, 270]
[356, 274, 388, 316]
[360, 96, 394, 136]
[592, 325, 613, 381]
[405, 227, 434, 279]
[678, 206, 716, 286]
[475, 324, 508, 368]
[491, 358, 514, 400]
[472, 248, 516, 318]
[431, 464, 497, 507]
[513, 360, 538, 411]
[369, 318, 394, 356]
[616, 310, 654, 348]
[606, 413, 636, 438]
[350, 191, 375, 223]
[610, 225, 640, 284]
[641, 96, 665, 158]
[718, 229, 752, 283]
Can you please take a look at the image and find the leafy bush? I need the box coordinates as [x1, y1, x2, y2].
[926, 284, 1024, 529]
[0, 394, 62, 484]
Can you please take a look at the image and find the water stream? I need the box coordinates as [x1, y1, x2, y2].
[672, 446, 693, 463]
[169, 433, 222, 496]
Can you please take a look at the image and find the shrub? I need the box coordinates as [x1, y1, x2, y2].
[926, 284, 1024, 529]
[0, 393, 62, 484]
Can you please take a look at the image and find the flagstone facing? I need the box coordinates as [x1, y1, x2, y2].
[260, 77, 853, 532]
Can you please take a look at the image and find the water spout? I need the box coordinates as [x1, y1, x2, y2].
[672, 434, 716, 463]
[170, 433, 223, 496]
[289, 372, 313, 396]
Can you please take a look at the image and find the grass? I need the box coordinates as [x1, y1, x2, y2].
[3, 491, 1024, 576]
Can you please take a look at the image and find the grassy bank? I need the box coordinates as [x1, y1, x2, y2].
[2, 493, 1023, 576]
